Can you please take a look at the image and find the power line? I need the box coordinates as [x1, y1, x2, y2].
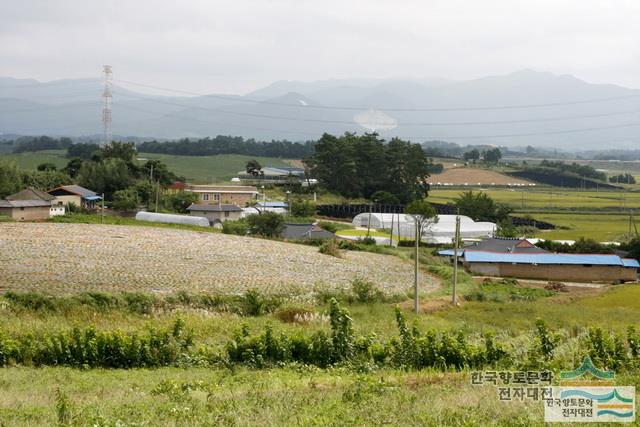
[0, 101, 101, 113]
[114, 91, 640, 128]
[117, 103, 321, 138]
[113, 77, 640, 112]
[0, 79, 100, 89]
[117, 102, 640, 140]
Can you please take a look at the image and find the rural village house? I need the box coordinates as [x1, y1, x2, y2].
[0, 187, 64, 220]
[185, 184, 259, 206]
[47, 185, 102, 210]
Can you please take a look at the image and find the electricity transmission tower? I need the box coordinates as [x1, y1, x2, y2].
[101, 65, 113, 146]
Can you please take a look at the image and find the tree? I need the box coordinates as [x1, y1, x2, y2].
[67, 143, 99, 160]
[622, 237, 640, 261]
[63, 158, 84, 178]
[454, 191, 511, 222]
[463, 149, 480, 162]
[245, 159, 263, 176]
[483, 148, 502, 164]
[0, 161, 22, 198]
[37, 162, 57, 171]
[246, 212, 285, 237]
[370, 191, 400, 205]
[22, 170, 71, 191]
[99, 141, 137, 163]
[163, 191, 198, 213]
[290, 199, 316, 217]
[77, 158, 133, 199]
[305, 133, 359, 197]
[141, 160, 178, 187]
[405, 199, 438, 314]
[111, 188, 139, 211]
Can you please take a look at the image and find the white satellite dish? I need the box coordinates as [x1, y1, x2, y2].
[353, 108, 398, 132]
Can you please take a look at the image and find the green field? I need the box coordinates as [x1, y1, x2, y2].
[429, 188, 640, 211]
[138, 152, 294, 182]
[531, 213, 638, 241]
[0, 150, 294, 182]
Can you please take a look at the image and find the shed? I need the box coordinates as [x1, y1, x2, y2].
[462, 251, 638, 282]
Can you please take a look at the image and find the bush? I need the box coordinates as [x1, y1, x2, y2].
[246, 212, 285, 237]
[351, 277, 384, 303]
[319, 240, 342, 257]
[290, 199, 316, 217]
[239, 289, 281, 316]
[222, 218, 249, 235]
[357, 236, 377, 245]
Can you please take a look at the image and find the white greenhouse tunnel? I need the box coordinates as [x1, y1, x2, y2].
[351, 213, 496, 244]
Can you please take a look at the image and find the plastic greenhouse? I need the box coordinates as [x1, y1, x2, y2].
[351, 213, 496, 244]
[135, 211, 210, 227]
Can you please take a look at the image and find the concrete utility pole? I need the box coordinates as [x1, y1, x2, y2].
[452, 213, 461, 306]
[367, 202, 373, 237]
[101, 193, 105, 224]
[414, 219, 420, 314]
[155, 180, 160, 213]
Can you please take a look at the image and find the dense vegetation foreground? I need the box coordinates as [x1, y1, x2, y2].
[0, 280, 640, 425]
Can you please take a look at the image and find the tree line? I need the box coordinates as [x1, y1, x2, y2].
[137, 136, 315, 158]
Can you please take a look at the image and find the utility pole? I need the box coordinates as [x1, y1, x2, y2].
[101, 193, 105, 224]
[155, 180, 160, 213]
[367, 201, 373, 237]
[414, 218, 419, 314]
[390, 212, 395, 247]
[452, 213, 461, 306]
[101, 65, 113, 146]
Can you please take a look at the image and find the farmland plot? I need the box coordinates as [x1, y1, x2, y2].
[0, 223, 438, 296]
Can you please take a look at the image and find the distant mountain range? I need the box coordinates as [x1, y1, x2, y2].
[1, 70, 640, 150]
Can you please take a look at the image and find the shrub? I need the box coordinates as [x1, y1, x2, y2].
[351, 277, 384, 303]
[274, 304, 316, 323]
[290, 199, 316, 217]
[246, 212, 285, 237]
[356, 236, 377, 245]
[239, 289, 281, 316]
[222, 218, 249, 235]
[319, 240, 342, 258]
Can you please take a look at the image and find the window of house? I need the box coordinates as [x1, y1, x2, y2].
[203, 194, 209, 201]
[224, 211, 229, 217]
[214, 194, 220, 201]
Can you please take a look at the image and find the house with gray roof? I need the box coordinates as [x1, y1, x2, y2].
[0, 187, 61, 220]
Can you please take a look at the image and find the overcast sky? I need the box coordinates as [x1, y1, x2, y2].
[2, 0, 640, 94]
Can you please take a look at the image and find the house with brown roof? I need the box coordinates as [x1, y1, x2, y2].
[47, 185, 102, 210]
[0, 187, 63, 220]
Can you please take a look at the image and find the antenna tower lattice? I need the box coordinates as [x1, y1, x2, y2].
[101, 65, 113, 146]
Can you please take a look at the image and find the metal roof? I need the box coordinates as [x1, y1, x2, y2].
[281, 223, 335, 240]
[257, 201, 288, 208]
[464, 251, 633, 266]
[7, 187, 55, 202]
[0, 199, 51, 208]
[622, 258, 640, 268]
[187, 203, 242, 212]
[49, 185, 98, 198]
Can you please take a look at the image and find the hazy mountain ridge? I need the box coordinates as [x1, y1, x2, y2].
[1, 71, 639, 149]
